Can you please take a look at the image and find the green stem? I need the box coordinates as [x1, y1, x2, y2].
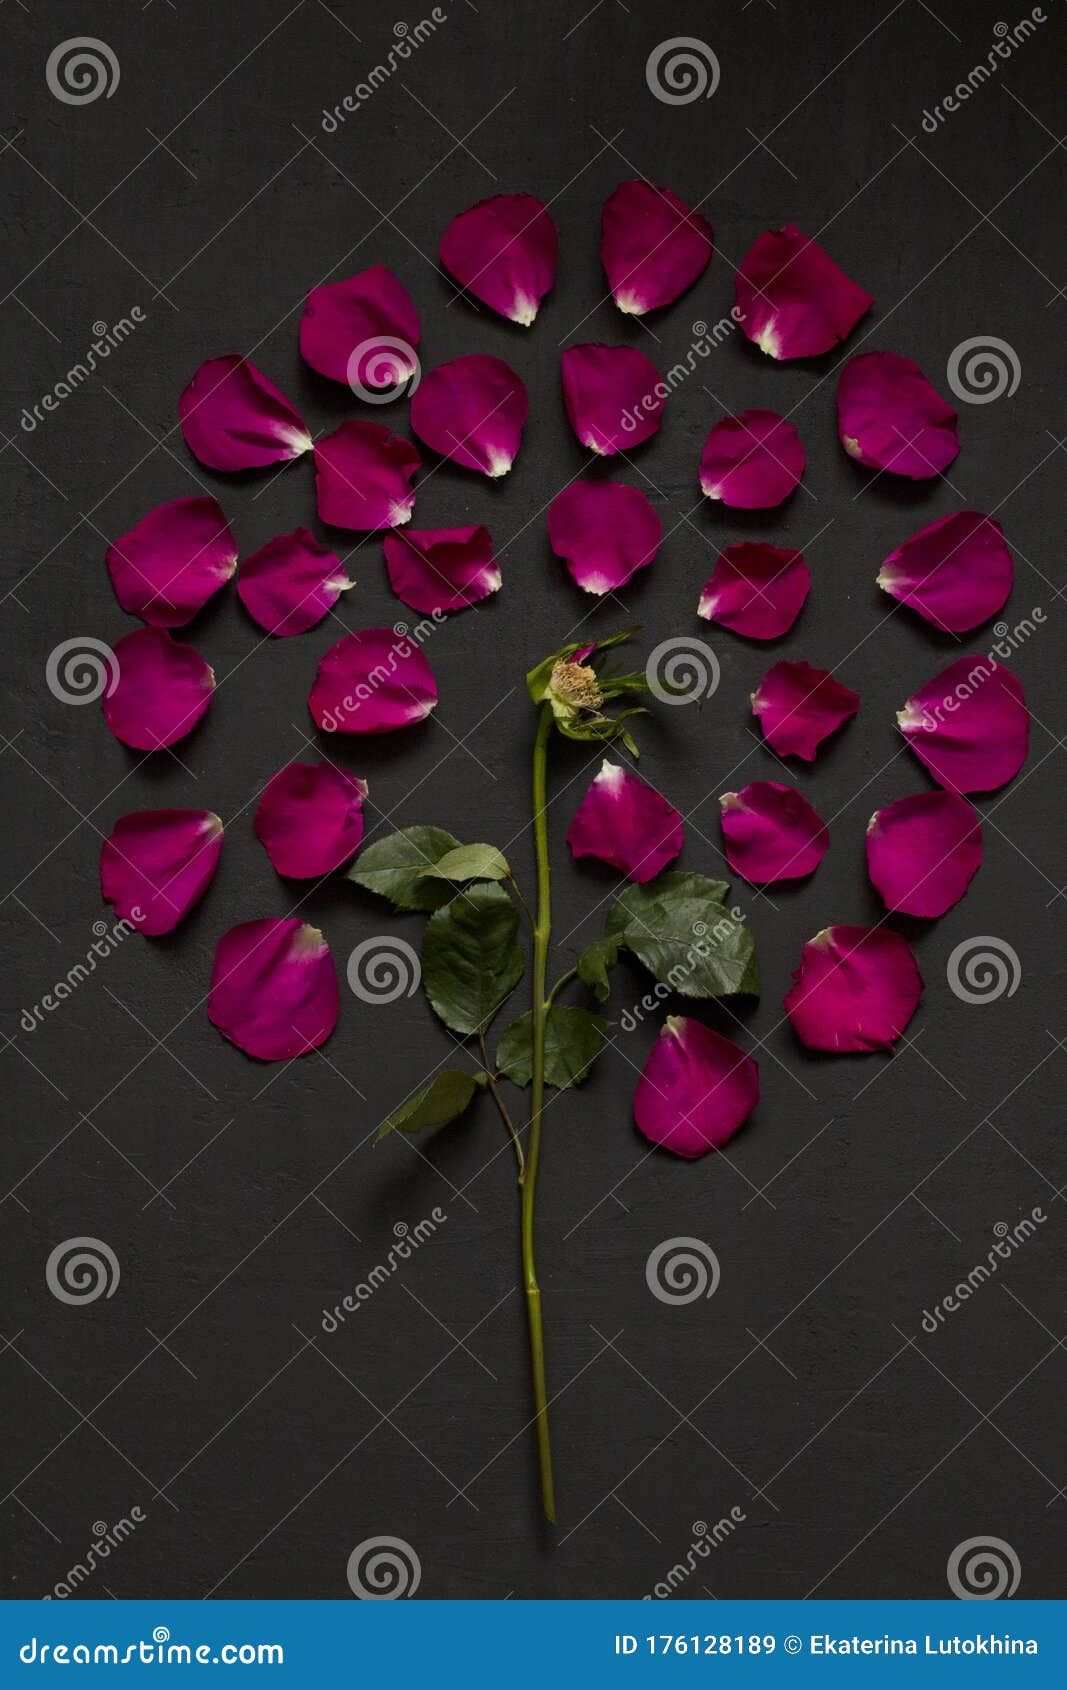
[521, 703, 557, 1523]
[478, 1029, 525, 1184]
[545, 966, 578, 1010]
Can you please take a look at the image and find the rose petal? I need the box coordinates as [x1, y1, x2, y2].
[440, 192, 558, 326]
[107, 498, 237, 627]
[699, 409, 805, 508]
[601, 180, 713, 316]
[698, 543, 810, 639]
[752, 660, 859, 761]
[409, 354, 527, 477]
[237, 528, 351, 636]
[719, 781, 828, 883]
[634, 1017, 758, 1159]
[898, 656, 1028, 792]
[314, 421, 420, 531]
[383, 525, 500, 615]
[178, 355, 311, 471]
[102, 628, 214, 750]
[566, 760, 683, 882]
[838, 351, 959, 479]
[867, 791, 982, 917]
[208, 917, 338, 1061]
[100, 809, 222, 935]
[877, 510, 1013, 632]
[560, 343, 663, 454]
[735, 224, 874, 360]
[309, 626, 438, 734]
[254, 761, 367, 878]
[299, 264, 420, 387]
[547, 480, 661, 594]
[784, 926, 922, 1053]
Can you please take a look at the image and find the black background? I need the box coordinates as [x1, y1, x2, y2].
[2, 0, 1064, 1601]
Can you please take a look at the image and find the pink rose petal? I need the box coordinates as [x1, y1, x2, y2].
[838, 351, 959, 479]
[867, 791, 982, 917]
[634, 1017, 759, 1159]
[752, 660, 859, 761]
[254, 761, 367, 878]
[566, 760, 683, 882]
[547, 480, 661, 594]
[698, 543, 810, 640]
[735, 224, 874, 360]
[898, 656, 1028, 792]
[719, 781, 828, 884]
[601, 180, 713, 316]
[383, 525, 500, 615]
[314, 421, 421, 531]
[208, 917, 338, 1062]
[440, 192, 558, 326]
[409, 354, 527, 477]
[100, 808, 223, 935]
[560, 343, 663, 454]
[784, 926, 922, 1053]
[309, 626, 438, 734]
[178, 355, 311, 472]
[699, 409, 805, 508]
[299, 264, 420, 388]
[877, 510, 1013, 633]
[237, 527, 351, 636]
[102, 628, 214, 750]
[107, 497, 237, 627]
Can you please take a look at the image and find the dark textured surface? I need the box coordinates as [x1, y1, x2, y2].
[2, 0, 1064, 1602]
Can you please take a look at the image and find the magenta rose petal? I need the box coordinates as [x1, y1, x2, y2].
[566, 760, 683, 883]
[699, 409, 805, 508]
[784, 926, 922, 1054]
[600, 180, 713, 316]
[314, 421, 420, 531]
[560, 343, 663, 454]
[208, 917, 338, 1061]
[440, 192, 558, 326]
[837, 351, 959, 479]
[867, 791, 982, 917]
[547, 480, 661, 595]
[698, 542, 810, 640]
[237, 527, 351, 636]
[100, 808, 223, 935]
[877, 510, 1014, 632]
[752, 660, 859, 761]
[384, 525, 500, 615]
[102, 628, 214, 750]
[309, 626, 438, 734]
[735, 224, 874, 360]
[178, 355, 312, 472]
[898, 656, 1028, 792]
[719, 781, 829, 884]
[409, 354, 527, 477]
[107, 497, 237, 627]
[254, 761, 367, 878]
[634, 1017, 758, 1159]
[299, 264, 420, 388]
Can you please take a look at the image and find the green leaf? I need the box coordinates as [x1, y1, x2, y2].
[421, 881, 524, 1036]
[376, 1068, 485, 1141]
[605, 872, 759, 1000]
[496, 1006, 611, 1089]
[576, 934, 622, 1003]
[346, 825, 460, 911]
[423, 843, 510, 884]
